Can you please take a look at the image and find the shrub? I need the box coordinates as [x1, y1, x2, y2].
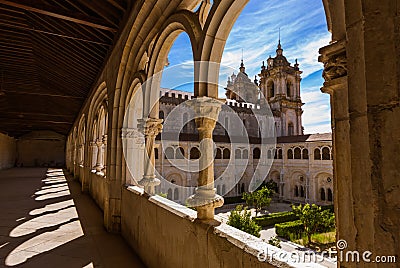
[242, 186, 273, 216]
[292, 203, 336, 246]
[224, 196, 244, 204]
[275, 220, 304, 240]
[227, 205, 261, 237]
[254, 211, 299, 227]
[268, 236, 281, 248]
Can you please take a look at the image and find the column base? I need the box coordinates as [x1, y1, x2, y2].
[186, 188, 224, 220]
[138, 176, 160, 195]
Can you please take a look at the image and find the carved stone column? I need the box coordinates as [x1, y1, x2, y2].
[319, 40, 358, 257]
[95, 139, 104, 173]
[89, 141, 97, 172]
[186, 97, 224, 220]
[137, 117, 163, 195]
[101, 134, 107, 177]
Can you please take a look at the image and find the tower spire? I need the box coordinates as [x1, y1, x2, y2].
[239, 48, 246, 74]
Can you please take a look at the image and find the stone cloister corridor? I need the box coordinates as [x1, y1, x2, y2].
[0, 168, 144, 267]
[0, 0, 399, 267]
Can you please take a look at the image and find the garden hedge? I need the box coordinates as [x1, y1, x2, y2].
[253, 211, 299, 227]
[275, 220, 304, 240]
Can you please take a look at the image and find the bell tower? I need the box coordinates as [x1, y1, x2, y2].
[258, 41, 304, 136]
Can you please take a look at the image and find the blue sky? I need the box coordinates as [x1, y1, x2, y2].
[160, 0, 331, 134]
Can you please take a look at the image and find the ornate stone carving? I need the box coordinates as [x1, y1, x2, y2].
[319, 39, 347, 83]
[185, 97, 224, 220]
[136, 118, 163, 195]
[322, 54, 347, 82]
[137, 118, 163, 137]
[121, 128, 145, 145]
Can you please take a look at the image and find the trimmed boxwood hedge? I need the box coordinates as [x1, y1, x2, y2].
[224, 196, 244, 204]
[275, 220, 304, 240]
[253, 211, 299, 227]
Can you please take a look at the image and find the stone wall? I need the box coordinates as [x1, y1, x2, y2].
[121, 186, 306, 268]
[0, 133, 16, 170]
[17, 131, 65, 167]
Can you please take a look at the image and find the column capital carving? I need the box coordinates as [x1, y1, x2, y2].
[121, 128, 145, 144]
[137, 117, 163, 137]
[189, 97, 222, 132]
[319, 39, 347, 94]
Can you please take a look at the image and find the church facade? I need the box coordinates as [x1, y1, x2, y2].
[154, 42, 333, 206]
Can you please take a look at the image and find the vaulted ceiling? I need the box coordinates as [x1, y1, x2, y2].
[0, 0, 133, 137]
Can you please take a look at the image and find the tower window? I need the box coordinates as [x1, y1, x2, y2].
[288, 122, 294, 136]
[286, 81, 292, 97]
[267, 80, 274, 97]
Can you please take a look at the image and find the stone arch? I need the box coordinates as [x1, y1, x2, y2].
[235, 148, 241, 159]
[166, 173, 184, 186]
[314, 172, 333, 203]
[294, 147, 301, 159]
[252, 147, 260, 159]
[165, 147, 175, 159]
[190, 147, 200, 159]
[222, 148, 230, 159]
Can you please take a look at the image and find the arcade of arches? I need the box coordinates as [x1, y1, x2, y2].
[0, 1, 398, 267]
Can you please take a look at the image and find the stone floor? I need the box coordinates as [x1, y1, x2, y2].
[0, 168, 145, 268]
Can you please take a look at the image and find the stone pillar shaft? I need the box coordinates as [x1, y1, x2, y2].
[186, 97, 224, 221]
[137, 118, 163, 194]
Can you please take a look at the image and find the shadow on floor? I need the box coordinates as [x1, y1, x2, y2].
[0, 168, 145, 268]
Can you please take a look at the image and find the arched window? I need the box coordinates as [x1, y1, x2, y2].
[242, 149, 248, 159]
[287, 149, 293, 159]
[302, 149, 309, 159]
[165, 147, 174, 159]
[159, 110, 164, 121]
[253, 147, 261, 159]
[278, 148, 282, 159]
[167, 188, 172, 200]
[241, 183, 245, 194]
[222, 184, 226, 195]
[176, 147, 185, 159]
[322, 147, 330, 160]
[190, 147, 200, 159]
[267, 80, 274, 97]
[300, 186, 305, 197]
[235, 149, 241, 159]
[267, 150, 272, 159]
[314, 148, 321, 160]
[294, 147, 301, 159]
[320, 188, 326, 201]
[223, 148, 230, 159]
[286, 81, 292, 97]
[288, 122, 294, 136]
[174, 188, 179, 200]
[295, 185, 299, 197]
[154, 148, 159, 160]
[327, 188, 333, 201]
[215, 148, 222, 159]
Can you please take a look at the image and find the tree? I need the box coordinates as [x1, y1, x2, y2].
[227, 205, 261, 237]
[242, 186, 273, 216]
[291, 204, 336, 246]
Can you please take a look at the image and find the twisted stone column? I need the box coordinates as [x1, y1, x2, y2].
[137, 117, 163, 195]
[186, 97, 224, 220]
